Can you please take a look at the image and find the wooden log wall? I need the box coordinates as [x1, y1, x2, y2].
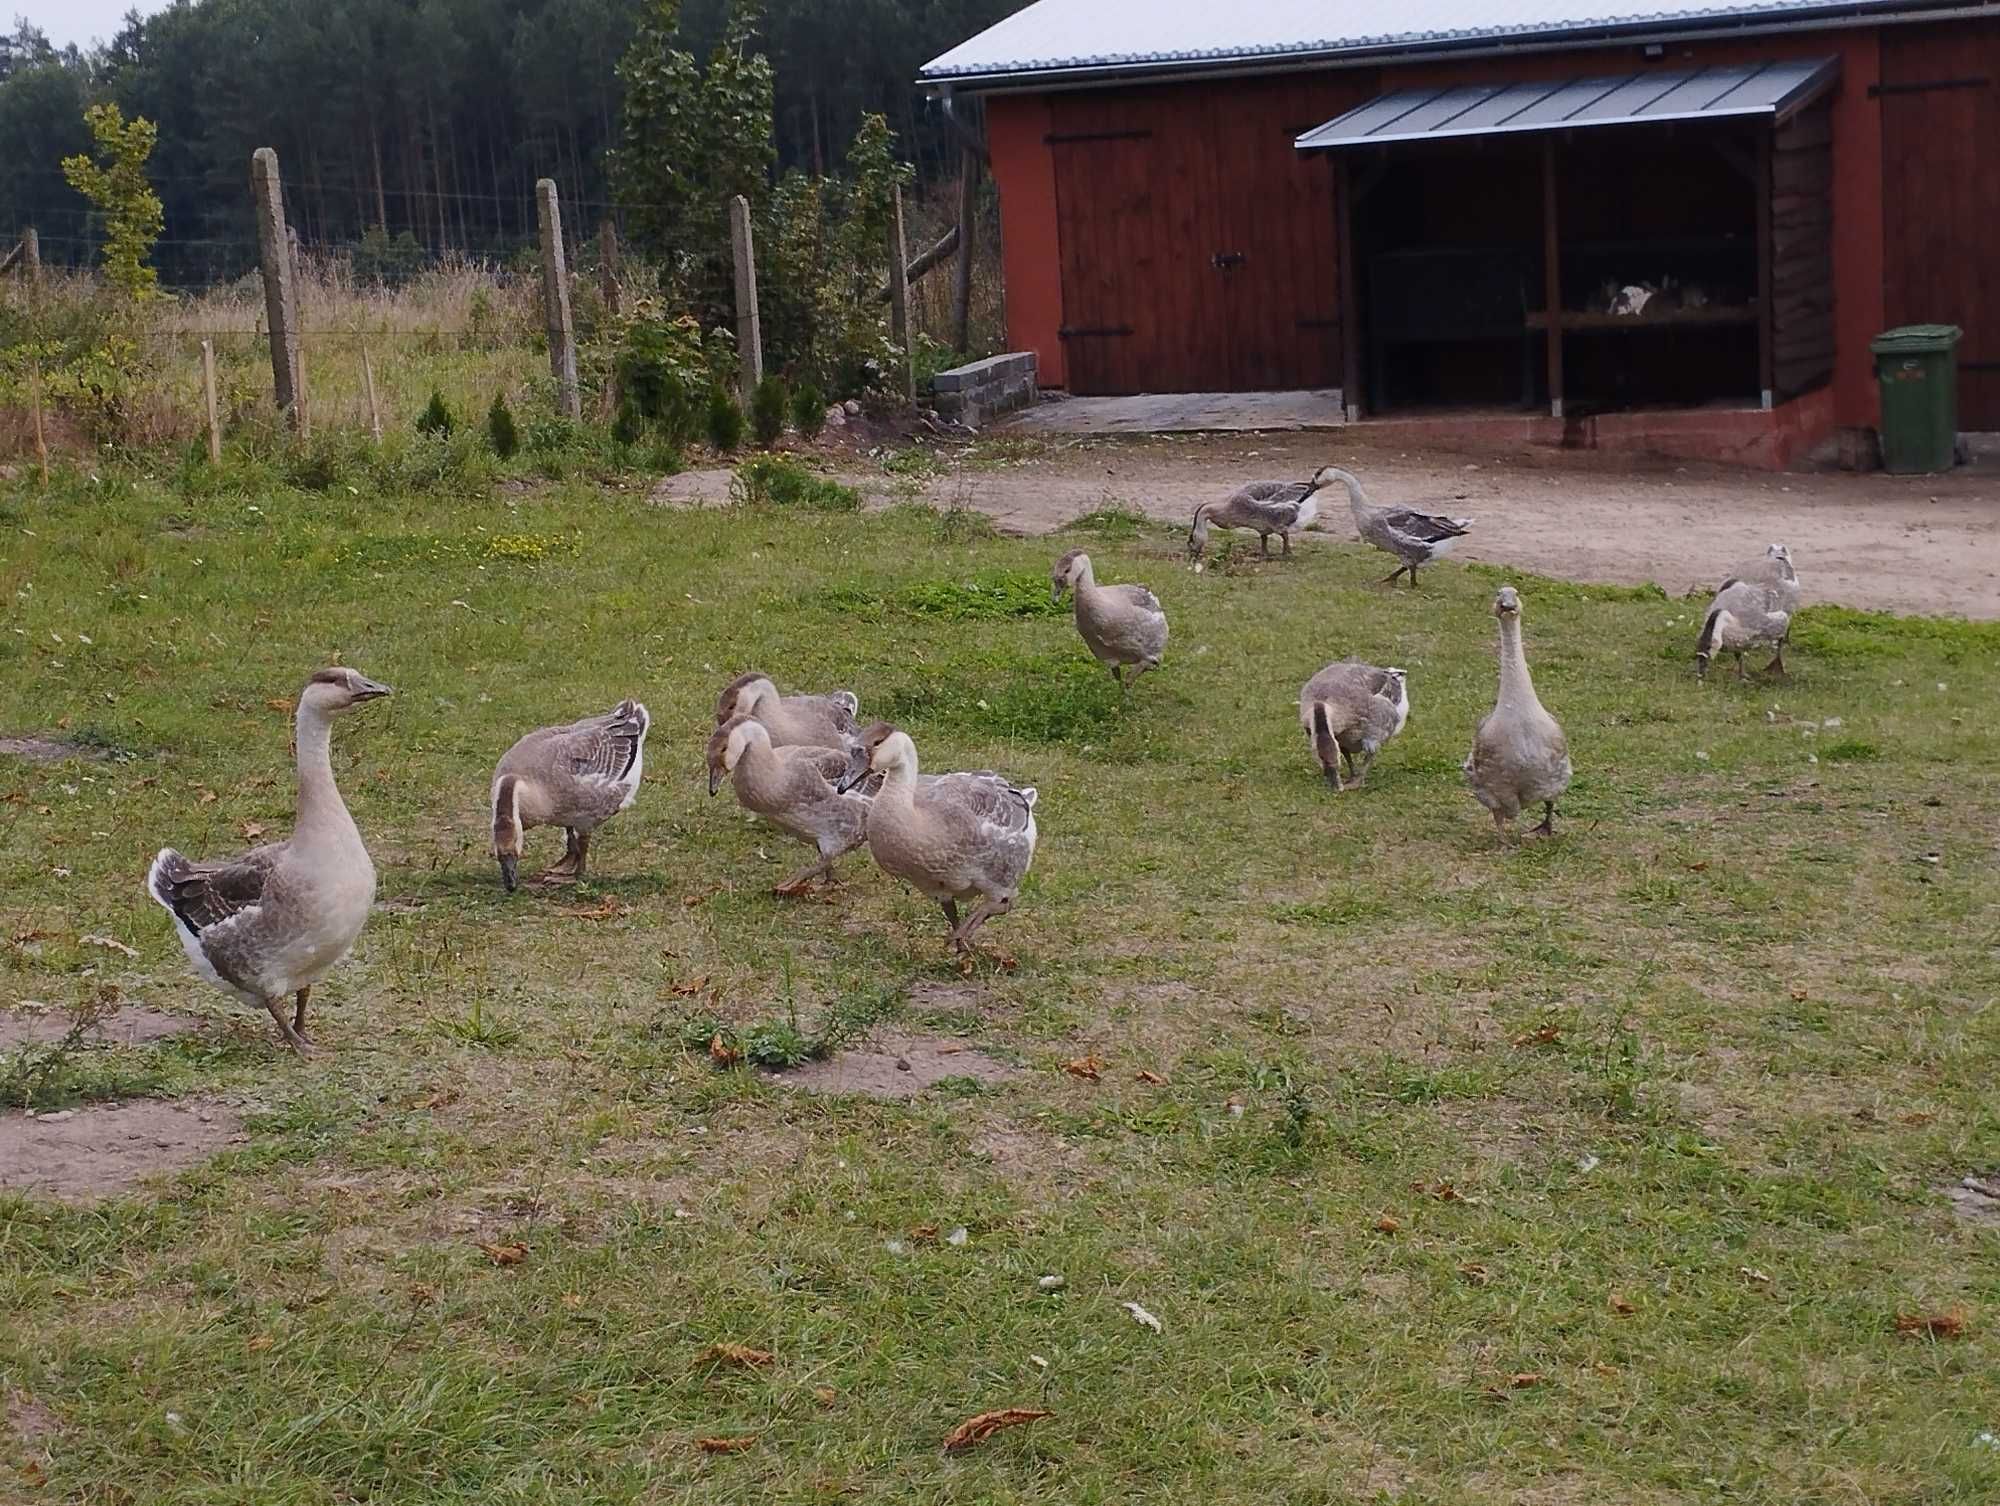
[1770, 103, 1835, 401]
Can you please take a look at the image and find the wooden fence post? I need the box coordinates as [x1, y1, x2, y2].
[200, 339, 221, 463]
[536, 179, 580, 421]
[729, 195, 763, 398]
[21, 227, 38, 286]
[887, 184, 915, 403]
[360, 346, 383, 443]
[296, 338, 311, 439]
[250, 147, 301, 427]
[28, 357, 48, 486]
[951, 153, 976, 353]
[599, 219, 622, 317]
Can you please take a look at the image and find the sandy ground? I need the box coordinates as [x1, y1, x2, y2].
[660, 431, 2000, 617]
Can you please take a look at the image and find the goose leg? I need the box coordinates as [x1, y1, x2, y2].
[1378, 564, 1407, 586]
[1111, 664, 1125, 691]
[537, 828, 583, 884]
[774, 851, 836, 896]
[292, 986, 312, 1044]
[1346, 750, 1374, 789]
[1407, 561, 1419, 588]
[1260, 533, 1272, 558]
[1529, 801, 1558, 838]
[1733, 653, 1749, 682]
[1322, 763, 1344, 792]
[1491, 809, 1510, 839]
[940, 898, 960, 936]
[1280, 532, 1293, 558]
[950, 896, 1017, 969]
[1765, 644, 1788, 678]
[263, 996, 314, 1054]
[570, 830, 591, 882]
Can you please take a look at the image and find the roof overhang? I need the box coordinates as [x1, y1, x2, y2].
[919, 0, 1988, 93]
[1295, 55, 1840, 149]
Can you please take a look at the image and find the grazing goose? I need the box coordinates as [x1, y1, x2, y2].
[715, 671, 861, 751]
[835, 722, 1037, 962]
[707, 713, 870, 895]
[1464, 587, 1572, 838]
[1187, 467, 1336, 562]
[1696, 580, 1793, 680]
[490, 699, 649, 891]
[1326, 467, 1473, 586]
[1299, 661, 1409, 791]
[146, 667, 391, 1052]
[1051, 549, 1168, 688]
[1723, 542, 1801, 612]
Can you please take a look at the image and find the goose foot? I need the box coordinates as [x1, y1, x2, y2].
[1260, 535, 1272, 558]
[1528, 803, 1559, 838]
[1280, 534, 1293, 558]
[1377, 565, 1408, 587]
[773, 860, 833, 897]
[1763, 650, 1788, 678]
[1321, 766, 1344, 793]
[292, 987, 312, 1045]
[263, 997, 315, 1055]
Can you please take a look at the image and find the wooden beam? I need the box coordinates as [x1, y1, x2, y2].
[1336, 155, 1362, 422]
[1541, 137, 1564, 420]
[1756, 129, 1775, 409]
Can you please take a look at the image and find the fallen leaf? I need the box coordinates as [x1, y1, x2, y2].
[1590, 1362, 1620, 1378]
[246, 1334, 274, 1352]
[910, 1224, 939, 1243]
[1375, 1215, 1401, 1235]
[681, 886, 720, 908]
[670, 975, 711, 997]
[942, 1407, 1052, 1454]
[696, 1435, 758, 1454]
[1739, 1266, 1772, 1286]
[1459, 1263, 1491, 1286]
[1134, 1069, 1168, 1085]
[561, 898, 629, 921]
[10, 928, 54, 944]
[1685, 860, 1710, 873]
[240, 820, 267, 841]
[709, 1033, 742, 1068]
[481, 1241, 528, 1266]
[1901, 1111, 1936, 1126]
[1789, 985, 1809, 1002]
[1061, 1055, 1102, 1082]
[813, 1387, 837, 1406]
[1512, 1025, 1563, 1047]
[80, 933, 139, 958]
[1609, 1293, 1637, 1315]
[1896, 1309, 1967, 1339]
[1509, 1372, 1544, 1389]
[560, 1293, 584, 1310]
[196, 788, 217, 805]
[1120, 1300, 1163, 1333]
[265, 698, 295, 713]
[699, 1342, 774, 1368]
[408, 1282, 439, 1305]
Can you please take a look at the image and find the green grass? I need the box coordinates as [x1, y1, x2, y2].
[2, 462, 1998, 1504]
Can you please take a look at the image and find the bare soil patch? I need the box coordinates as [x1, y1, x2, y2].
[0, 735, 106, 763]
[777, 1032, 1018, 1099]
[0, 1005, 197, 1049]
[0, 1100, 244, 1202]
[1944, 1174, 2000, 1227]
[5, 1390, 59, 1444]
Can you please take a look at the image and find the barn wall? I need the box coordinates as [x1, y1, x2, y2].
[988, 93, 1066, 389]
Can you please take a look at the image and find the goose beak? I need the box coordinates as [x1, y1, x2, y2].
[707, 766, 723, 797]
[834, 752, 869, 796]
[355, 677, 393, 702]
[497, 853, 518, 892]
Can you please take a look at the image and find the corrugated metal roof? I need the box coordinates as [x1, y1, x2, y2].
[1295, 56, 1839, 145]
[920, 0, 1960, 84]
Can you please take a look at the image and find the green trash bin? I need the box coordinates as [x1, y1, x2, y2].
[1871, 324, 1961, 474]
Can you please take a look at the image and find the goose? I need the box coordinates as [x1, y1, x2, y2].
[1696, 580, 1793, 680]
[1187, 467, 1336, 562]
[715, 671, 860, 751]
[1325, 467, 1473, 586]
[490, 699, 649, 891]
[1464, 587, 1571, 838]
[835, 722, 1037, 961]
[1299, 661, 1409, 791]
[1050, 549, 1168, 688]
[146, 667, 391, 1052]
[706, 713, 870, 895]
[1722, 542, 1801, 613]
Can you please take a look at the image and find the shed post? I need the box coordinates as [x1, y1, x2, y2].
[729, 194, 763, 397]
[1336, 157, 1362, 422]
[250, 147, 301, 427]
[887, 183, 916, 402]
[1756, 130, 1775, 411]
[1540, 137, 1564, 420]
[536, 178, 580, 420]
[951, 150, 977, 352]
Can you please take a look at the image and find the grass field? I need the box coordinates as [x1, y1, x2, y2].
[2, 459, 1997, 1503]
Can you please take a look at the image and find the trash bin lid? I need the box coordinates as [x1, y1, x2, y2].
[1871, 323, 1963, 354]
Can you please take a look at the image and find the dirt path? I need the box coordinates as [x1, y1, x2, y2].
[654, 432, 2000, 617]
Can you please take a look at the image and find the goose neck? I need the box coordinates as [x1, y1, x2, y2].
[1496, 616, 1541, 711]
[293, 705, 352, 836]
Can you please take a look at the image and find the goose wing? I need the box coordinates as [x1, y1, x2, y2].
[1108, 582, 1164, 615]
[1232, 478, 1315, 529]
[794, 744, 855, 786]
[933, 771, 1038, 836]
[793, 692, 861, 741]
[560, 700, 650, 784]
[1380, 508, 1471, 546]
[148, 846, 281, 941]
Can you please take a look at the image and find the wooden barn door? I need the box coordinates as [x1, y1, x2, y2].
[1880, 22, 2000, 427]
[1049, 125, 1184, 394]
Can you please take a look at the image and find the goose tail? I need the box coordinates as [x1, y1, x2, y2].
[1310, 702, 1340, 774]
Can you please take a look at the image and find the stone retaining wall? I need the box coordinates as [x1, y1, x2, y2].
[931, 352, 1037, 429]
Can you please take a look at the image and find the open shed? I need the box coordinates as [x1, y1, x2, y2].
[926, 0, 2000, 466]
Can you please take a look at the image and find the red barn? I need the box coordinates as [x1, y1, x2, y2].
[923, 1, 2000, 466]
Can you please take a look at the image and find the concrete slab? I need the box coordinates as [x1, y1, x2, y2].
[1005, 390, 1346, 435]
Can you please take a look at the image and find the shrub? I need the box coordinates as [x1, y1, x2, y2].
[790, 380, 826, 440]
[610, 400, 646, 448]
[284, 433, 350, 492]
[614, 310, 715, 447]
[486, 392, 520, 458]
[417, 390, 454, 437]
[706, 386, 744, 453]
[729, 453, 859, 511]
[749, 374, 788, 447]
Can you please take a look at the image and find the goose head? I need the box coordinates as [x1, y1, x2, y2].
[300, 665, 392, 715]
[1308, 465, 1345, 492]
[706, 714, 767, 795]
[835, 720, 912, 794]
[1050, 549, 1091, 603]
[1382, 667, 1410, 732]
[1694, 608, 1736, 679]
[714, 671, 775, 726]
[1321, 467, 1366, 507]
[1493, 586, 1522, 621]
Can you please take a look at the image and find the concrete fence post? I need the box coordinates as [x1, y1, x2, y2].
[250, 148, 301, 426]
[200, 339, 221, 464]
[536, 179, 580, 420]
[21, 227, 39, 285]
[599, 218, 622, 317]
[887, 184, 915, 403]
[729, 195, 763, 398]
